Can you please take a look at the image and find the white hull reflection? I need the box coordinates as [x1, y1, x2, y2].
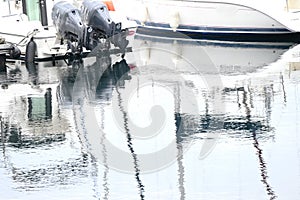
[132, 34, 295, 76]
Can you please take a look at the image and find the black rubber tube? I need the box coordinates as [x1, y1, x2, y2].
[0, 55, 6, 72]
[25, 38, 37, 63]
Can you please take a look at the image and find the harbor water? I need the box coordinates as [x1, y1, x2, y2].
[1, 33, 300, 200]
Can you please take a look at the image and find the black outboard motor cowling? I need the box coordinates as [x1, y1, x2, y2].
[81, 0, 128, 51]
[81, 0, 115, 37]
[52, 1, 85, 43]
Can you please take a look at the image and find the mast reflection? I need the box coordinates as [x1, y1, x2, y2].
[113, 61, 145, 199]
[68, 54, 146, 199]
[242, 87, 277, 199]
[174, 84, 186, 200]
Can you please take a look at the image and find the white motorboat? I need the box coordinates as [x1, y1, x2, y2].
[0, 16, 59, 58]
[0, 0, 133, 61]
[112, 0, 300, 42]
[0, 0, 60, 58]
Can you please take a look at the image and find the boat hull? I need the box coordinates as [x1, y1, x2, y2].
[136, 26, 300, 43]
[113, 0, 300, 42]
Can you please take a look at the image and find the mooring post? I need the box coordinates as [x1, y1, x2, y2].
[21, 0, 27, 15]
[39, 0, 48, 29]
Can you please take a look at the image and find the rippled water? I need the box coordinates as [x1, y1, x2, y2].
[1, 33, 300, 200]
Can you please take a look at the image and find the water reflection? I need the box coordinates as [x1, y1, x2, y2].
[11, 155, 89, 189]
[0, 71, 67, 149]
[134, 33, 295, 75]
[116, 77, 146, 200]
[72, 36, 294, 199]
[96, 60, 141, 200]
[0, 60, 88, 193]
[0, 33, 300, 199]
[241, 84, 277, 199]
[175, 113, 186, 200]
[26, 62, 38, 86]
[70, 55, 147, 199]
[222, 86, 274, 137]
[129, 35, 295, 199]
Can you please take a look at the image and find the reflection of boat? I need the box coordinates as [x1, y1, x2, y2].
[113, 0, 300, 42]
[71, 36, 283, 173]
[58, 52, 131, 106]
[0, 56, 72, 146]
[0, 61, 92, 193]
[70, 50, 280, 199]
[66, 35, 287, 198]
[127, 35, 288, 142]
[0, 84, 69, 148]
[133, 33, 295, 75]
[175, 86, 275, 140]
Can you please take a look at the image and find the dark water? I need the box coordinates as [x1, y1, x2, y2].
[1, 34, 300, 200]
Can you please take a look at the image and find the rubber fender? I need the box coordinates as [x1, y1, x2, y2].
[0, 55, 6, 72]
[25, 38, 37, 63]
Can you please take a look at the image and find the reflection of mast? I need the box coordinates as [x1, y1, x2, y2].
[263, 85, 273, 129]
[1, 115, 7, 168]
[174, 83, 186, 200]
[1, 115, 4, 143]
[280, 73, 287, 105]
[242, 88, 277, 200]
[72, 59, 111, 200]
[0, 118, 17, 179]
[99, 105, 110, 200]
[115, 65, 145, 200]
[175, 129, 186, 200]
[237, 86, 242, 109]
[201, 94, 211, 130]
[248, 84, 254, 109]
[90, 156, 101, 200]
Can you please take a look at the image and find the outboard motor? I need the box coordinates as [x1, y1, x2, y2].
[52, 1, 85, 50]
[81, 0, 128, 51]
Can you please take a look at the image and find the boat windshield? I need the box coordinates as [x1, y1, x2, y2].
[0, 0, 23, 17]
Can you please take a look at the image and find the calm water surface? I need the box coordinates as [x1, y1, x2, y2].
[1, 34, 300, 200]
